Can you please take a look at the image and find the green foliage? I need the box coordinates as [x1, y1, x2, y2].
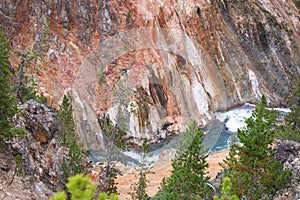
[127, 11, 132, 19]
[276, 78, 300, 142]
[10, 126, 25, 138]
[97, 121, 123, 195]
[129, 140, 151, 200]
[112, 83, 131, 134]
[12, 15, 49, 104]
[58, 95, 76, 146]
[13, 42, 47, 104]
[58, 95, 85, 180]
[104, 163, 121, 195]
[253, 2, 276, 21]
[50, 174, 96, 200]
[108, 194, 119, 200]
[158, 120, 212, 200]
[150, 192, 168, 200]
[38, 15, 51, 52]
[99, 71, 107, 85]
[97, 82, 131, 195]
[130, 173, 148, 200]
[177, 120, 201, 152]
[99, 192, 109, 200]
[50, 191, 66, 200]
[66, 174, 97, 200]
[222, 95, 291, 199]
[17, 75, 46, 104]
[214, 177, 239, 200]
[50, 174, 119, 200]
[98, 192, 119, 200]
[100, 117, 127, 151]
[0, 27, 23, 140]
[13, 154, 24, 176]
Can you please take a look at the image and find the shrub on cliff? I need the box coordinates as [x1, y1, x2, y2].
[222, 95, 291, 199]
[156, 120, 213, 199]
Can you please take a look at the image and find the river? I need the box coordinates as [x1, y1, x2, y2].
[93, 104, 290, 166]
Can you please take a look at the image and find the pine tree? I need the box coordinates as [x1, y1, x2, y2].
[0, 27, 19, 140]
[58, 95, 85, 179]
[222, 95, 291, 199]
[129, 140, 150, 200]
[58, 95, 76, 146]
[96, 83, 130, 195]
[277, 78, 300, 141]
[97, 119, 122, 195]
[158, 120, 213, 200]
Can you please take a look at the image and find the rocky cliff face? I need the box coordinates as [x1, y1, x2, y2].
[1, 0, 299, 149]
[0, 100, 98, 199]
[0, 100, 64, 199]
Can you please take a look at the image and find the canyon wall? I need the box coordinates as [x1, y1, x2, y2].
[1, 0, 299, 150]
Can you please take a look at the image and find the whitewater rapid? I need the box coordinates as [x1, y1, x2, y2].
[205, 103, 289, 153]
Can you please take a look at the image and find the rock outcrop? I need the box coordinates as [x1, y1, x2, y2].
[19, 99, 58, 143]
[1, 0, 299, 148]
[12, 100, 67, 189]
[0, 100, 80, 199]
[274, 140, 300, 200]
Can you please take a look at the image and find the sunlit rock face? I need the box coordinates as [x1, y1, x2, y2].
[1, 0, 299, 149]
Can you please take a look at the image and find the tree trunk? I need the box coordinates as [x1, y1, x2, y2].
[16, 54, 26, 101]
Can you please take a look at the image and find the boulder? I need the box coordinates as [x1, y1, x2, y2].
[19, 99, 58, 143]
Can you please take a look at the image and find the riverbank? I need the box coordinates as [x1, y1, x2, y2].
[116, 149, 229, 199]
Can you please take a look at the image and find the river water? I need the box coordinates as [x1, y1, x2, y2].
[122, 104, 256, 166]
[95, 104, 290, 166]
[210, 104, 290, 152]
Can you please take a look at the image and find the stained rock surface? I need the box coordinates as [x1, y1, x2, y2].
[1, 0, 299, 148]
